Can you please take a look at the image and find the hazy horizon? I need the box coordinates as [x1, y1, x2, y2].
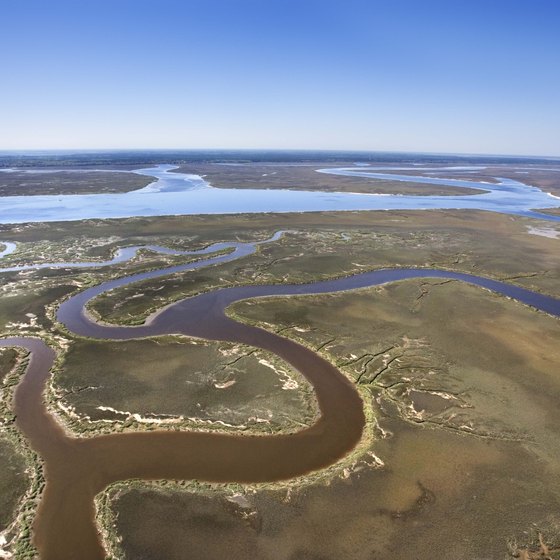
[1, 148, 559, 161]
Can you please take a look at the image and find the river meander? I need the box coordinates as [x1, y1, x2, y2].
[1, 232, 560, 559]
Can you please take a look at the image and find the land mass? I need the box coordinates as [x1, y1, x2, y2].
[171, 162, 486, 196]
[0, 209, 559, 559]
[0, 170, 153, 196]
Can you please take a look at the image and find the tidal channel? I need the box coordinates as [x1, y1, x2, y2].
[1, 234, 560, 559]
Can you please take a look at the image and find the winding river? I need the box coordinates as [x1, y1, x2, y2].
[1, 232, 560, 559]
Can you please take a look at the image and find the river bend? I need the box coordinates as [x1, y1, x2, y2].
[1, 233, 560, 559]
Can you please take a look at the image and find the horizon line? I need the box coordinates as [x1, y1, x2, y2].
[0, 148, 559, 160]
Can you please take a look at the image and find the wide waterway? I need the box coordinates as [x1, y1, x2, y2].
[1, 233, 560, 559]
[0, 164, 559, 223]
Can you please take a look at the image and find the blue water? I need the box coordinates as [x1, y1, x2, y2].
[0, 241, 16, 257]
[0, 231, 285, 273]
[0, 164, 559, 224]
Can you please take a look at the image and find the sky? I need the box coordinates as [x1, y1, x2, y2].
[1, 0, 559, 156]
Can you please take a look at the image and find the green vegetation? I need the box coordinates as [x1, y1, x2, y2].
[0, 437, 29, 531]
[84, 210, 560, 326]
[233, 279, 560, 442]
[0, 349, 42, 558]
[0, 209, 559, 559]
[55, 336, 317, 434]
[108, 279, 560, 560]
[0, 170, 153, 196]
[0, 245, 225, 335]
[172, 162, 485, 195]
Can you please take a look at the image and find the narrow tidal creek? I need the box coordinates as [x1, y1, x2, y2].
[1, 233, 560, 559]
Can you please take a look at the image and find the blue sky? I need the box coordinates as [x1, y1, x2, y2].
[1, 0, 559, 156]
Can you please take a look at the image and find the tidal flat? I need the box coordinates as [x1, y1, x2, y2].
[109, 280, 560, 560]
[0, 209, 559, 558]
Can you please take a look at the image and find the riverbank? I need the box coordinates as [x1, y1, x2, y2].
[0, 209, 559, 558]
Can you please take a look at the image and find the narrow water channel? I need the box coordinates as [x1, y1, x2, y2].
[1, 236, 560, 559]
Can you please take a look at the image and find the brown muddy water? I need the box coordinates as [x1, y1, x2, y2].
[2, 247, 560, 559]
